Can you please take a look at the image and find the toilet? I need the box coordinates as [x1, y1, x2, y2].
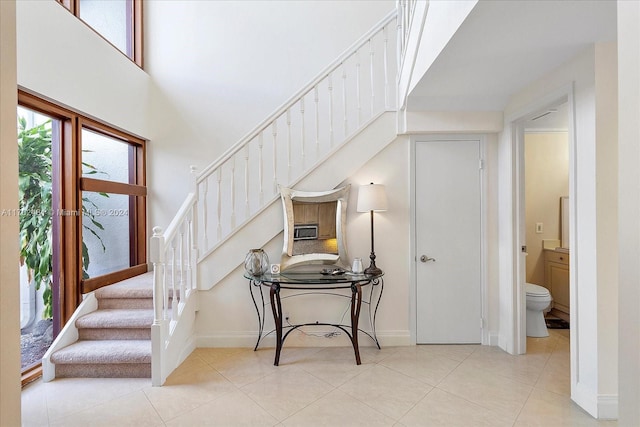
[526, 283, 552, 337]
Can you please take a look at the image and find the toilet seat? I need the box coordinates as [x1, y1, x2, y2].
[526, 283, 550, 297]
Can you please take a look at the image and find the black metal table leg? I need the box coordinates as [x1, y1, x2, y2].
[269, 282, 282, 366]
[250, 280, 265, 351]
[350, 282, 363, 365]
[368, 278, 383, 349]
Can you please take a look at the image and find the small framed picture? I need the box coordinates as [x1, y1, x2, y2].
[270, 264, 281, 274]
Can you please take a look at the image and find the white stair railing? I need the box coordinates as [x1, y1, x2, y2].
[150, 10, 398, 385]
[195, 11, 398, 260]
[398, 0, 419, 65]
[150, 169, 198, 386]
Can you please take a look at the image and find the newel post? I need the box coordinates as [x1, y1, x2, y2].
[150, 226, 165, 323]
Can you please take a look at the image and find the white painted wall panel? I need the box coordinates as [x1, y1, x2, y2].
[16, 1, 150, 138]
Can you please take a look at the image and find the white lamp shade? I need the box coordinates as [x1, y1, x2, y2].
[357, 183, 388, 212]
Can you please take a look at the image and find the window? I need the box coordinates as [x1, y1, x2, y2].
[18, 90, 147, 328]
[57, 0, 143, 67]
[79, 121, 147, 293]
[17, 106, 60, 380]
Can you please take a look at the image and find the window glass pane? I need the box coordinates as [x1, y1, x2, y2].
[79, 0, 131, 57]
[17, 106, 58, 370]
[82, 192, 131, 278]
[82, 129, 130, 184]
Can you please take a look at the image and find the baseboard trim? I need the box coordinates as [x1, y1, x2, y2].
[573, 386, 619, 420]
[488, 331, 499, 346]
[597, 394, 618, 420]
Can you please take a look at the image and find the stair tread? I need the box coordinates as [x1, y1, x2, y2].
[76, 309, 154, 329]
[51, 340, 151, 364]
[94, 272, 154, 299]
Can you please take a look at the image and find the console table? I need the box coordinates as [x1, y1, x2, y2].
[246, 271, 384, 366]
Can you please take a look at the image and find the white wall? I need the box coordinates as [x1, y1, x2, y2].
[617, 1, 640, 424]
[594, 43, 618, 417]
[196, 137, 412, 347]
[524, 132, 569, 286]
[400, 0, 477, 104]
[499, 44, 619, 418]
[145, 0, 394, 232]
[16, 1, 150, 138]
[406, 111, 502, 133]
[0, 1, 21, 425]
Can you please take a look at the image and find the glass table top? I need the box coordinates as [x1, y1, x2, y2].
[245, 270, 383, 284]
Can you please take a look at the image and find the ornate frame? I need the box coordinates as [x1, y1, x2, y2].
[279, 185, 350, 271]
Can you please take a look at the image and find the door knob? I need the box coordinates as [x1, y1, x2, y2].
[420, 255, 436, 263]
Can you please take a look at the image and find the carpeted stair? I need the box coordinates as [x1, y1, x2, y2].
[50, 272, 155, 378]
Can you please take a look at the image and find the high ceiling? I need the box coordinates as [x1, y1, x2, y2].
[407, 0, 617, 112]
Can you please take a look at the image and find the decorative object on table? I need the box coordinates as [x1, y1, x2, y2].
[352, 257, 364, 274]
[270, 263, 281, 274]
[320, 267, 346, 275]
[244, 249, 270, 276]
[357, 182, 387, 276]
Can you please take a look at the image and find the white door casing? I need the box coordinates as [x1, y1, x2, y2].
[415, 139, 483, 344]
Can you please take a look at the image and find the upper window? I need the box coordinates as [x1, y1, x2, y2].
[58, 0, 143, 66]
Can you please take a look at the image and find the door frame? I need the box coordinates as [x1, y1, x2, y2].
[410, 134, 489, 345]
[512, 94, 577, 354]
[509, 84, 576, 356]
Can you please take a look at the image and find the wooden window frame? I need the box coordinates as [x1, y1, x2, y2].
[78, 118, 147, 293]
[56, 0, 143, 68]
[17, 89, 147, 323]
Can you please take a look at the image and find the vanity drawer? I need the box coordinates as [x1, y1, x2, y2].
[545, 250, 569, 265]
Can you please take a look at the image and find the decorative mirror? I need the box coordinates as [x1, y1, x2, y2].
[279, 185, 350, 271]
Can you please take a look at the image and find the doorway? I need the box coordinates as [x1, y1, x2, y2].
[515, 96, 573, 354]
[414, 138, 483, 344]
[523, 103, 570, 328]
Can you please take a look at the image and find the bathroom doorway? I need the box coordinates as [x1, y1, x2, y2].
[516, 96, 573, 353]
[523, 102, 570, 328]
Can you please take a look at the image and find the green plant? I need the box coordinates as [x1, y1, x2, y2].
[18, 117, 53, 318]
[18, 117, 106, 319]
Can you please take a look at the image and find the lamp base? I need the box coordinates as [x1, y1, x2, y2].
[364, 265, 382, 276]
[364, 251, 382, 276]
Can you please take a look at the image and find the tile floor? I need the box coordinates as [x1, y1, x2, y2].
[21, 329, 618, 426]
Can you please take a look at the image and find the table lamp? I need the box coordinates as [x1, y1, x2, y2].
[356, 182, 387, 275]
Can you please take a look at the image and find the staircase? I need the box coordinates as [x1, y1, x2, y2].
[44, 9, 404, 386]
[43, 273, 154, 379]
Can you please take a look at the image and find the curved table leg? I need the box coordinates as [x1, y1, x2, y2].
[368, 278, 384, 349]
[269, 282, 282, 366]
[350, 283, 363, 365]
[250, 280, 265, 351]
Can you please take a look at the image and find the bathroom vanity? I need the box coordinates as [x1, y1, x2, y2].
[544, 248, 570, 318]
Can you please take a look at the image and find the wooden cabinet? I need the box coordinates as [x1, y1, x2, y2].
[318, 201, 337, 239]
[292, 201, 336, 239]
[544, 249, 570, 315]
[293, 202, 318, 225]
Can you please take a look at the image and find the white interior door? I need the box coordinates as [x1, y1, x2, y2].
[416, 140, 482, 344]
